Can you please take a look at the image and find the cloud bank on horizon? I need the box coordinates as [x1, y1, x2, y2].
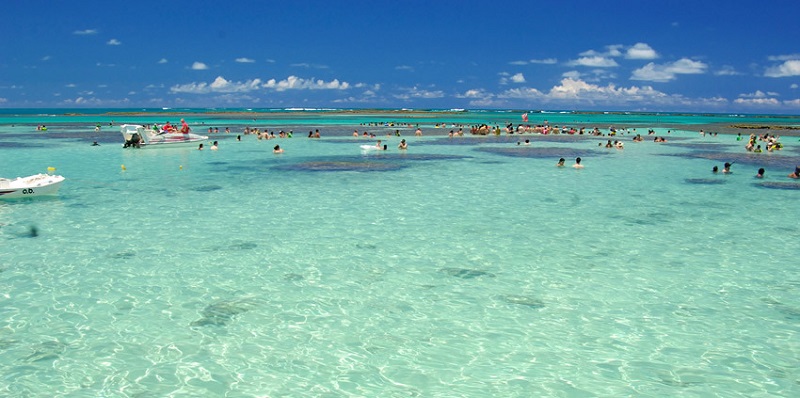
[2, 0, 799, 113]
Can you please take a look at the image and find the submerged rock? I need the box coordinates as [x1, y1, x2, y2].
[502, 295, 545, 309]
[440, 267, 495, 279]
[191, 185, 224, 192]
[190, 298, 259, 327]
[754, 181, 800, 190]
[684, 178, 726, 185]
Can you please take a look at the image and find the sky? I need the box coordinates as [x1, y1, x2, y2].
[2, 0, 800, 113]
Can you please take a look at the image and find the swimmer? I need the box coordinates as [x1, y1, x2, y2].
[712, 166, 719, 173]
[91, 141, 100, 146]
[756, 168, 765, 178]
[788, 166, 800, 179]
[572, 157, 584, 169]
[273, 145, 284, 154]
[556, 158, 565, 167]
[398, 139, 408, 150]
[197, 143, 203, 150]
[210, 141, 218, 150]
[722, 162, 732, 174]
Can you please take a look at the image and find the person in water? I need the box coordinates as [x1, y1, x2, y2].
[398, 139, 408, 150]
[556, 158, 565, 167]
[712, 166, 719, 173]
[788, 166, 800, 179]
[573, 157, 584, 169]
[197, 143, 203, 150]
[756, 168, 765, 178]
[273, 145, 284, 154]
[722, 162, 732, 174]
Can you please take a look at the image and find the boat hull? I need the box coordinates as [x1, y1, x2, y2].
[0, 174, 65, 199]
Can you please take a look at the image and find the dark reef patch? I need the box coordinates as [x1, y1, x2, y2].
[191, 185, 224, 192]
[753, 181, 800, 190]
[501, 295, 545, 309]
[440, 267, 496, 279]
[191, 299, 258, 327]
[274, 160, 404, 172]
[476, 146, 609, 159]
[684, 178, 727, 185]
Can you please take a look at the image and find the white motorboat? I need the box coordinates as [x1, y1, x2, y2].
[121, 124, 208, 148]
[0, 173, 65, 199]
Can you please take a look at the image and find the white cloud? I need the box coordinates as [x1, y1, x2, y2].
[354, 83, 381, 91]
[509, 58, 557, 65]
[393, 86, 444, 100]
[107, 39, 121, 45]
[714, 65, 741, 76]
[562, 70, 582, 79]
[767, 54, 800, 61]
[631, 58, 707, 82]
[170, 76, 263, 94]
[73, 29, 97, 35]
[191, 62, 209, 70]
[235, 57, 255, 63]
[500, 72, 526, 84]
[457, 89, 489, 99]
[567, 56, 619, 68]
[579, 45, 623, 58]
[625, 43, 658, 60]
[733, 98, 780, 106]
[158, 58, 168, 64]
[764, 60, 800, 77]
[42, 56, 51, 61]
[395, 65, 414, 71]
[548, 78, 666, 101]
[791, 83, 798, 89]
[784, 99, 800, 106]
[499, 78, 683, 107]
[738, 90, 778, 99]
[498, 87, 545, 99]
[290, 63, 328, 69]
[262, 76, 350, 91]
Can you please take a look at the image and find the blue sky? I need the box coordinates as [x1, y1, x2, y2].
[2, 0, 800, 112]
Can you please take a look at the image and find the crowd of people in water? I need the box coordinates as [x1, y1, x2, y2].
[114, 118, 800, 180]
[739, 132, 784, 152]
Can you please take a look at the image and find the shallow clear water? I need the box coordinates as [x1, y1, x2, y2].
[1, 112, 799, 397]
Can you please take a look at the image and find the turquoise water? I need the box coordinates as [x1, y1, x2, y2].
[2, 110, 800, 397]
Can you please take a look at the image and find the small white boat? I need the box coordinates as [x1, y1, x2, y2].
[0, 174, 65, 199]
[121, 124, 207, 148]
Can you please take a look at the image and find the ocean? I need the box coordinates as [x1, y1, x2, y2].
[1, 109, 799, 396]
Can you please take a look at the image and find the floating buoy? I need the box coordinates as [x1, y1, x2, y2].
[179, 165, 183, 170]
[47, 166, 56, 173]
[121, 164, 126, 171]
